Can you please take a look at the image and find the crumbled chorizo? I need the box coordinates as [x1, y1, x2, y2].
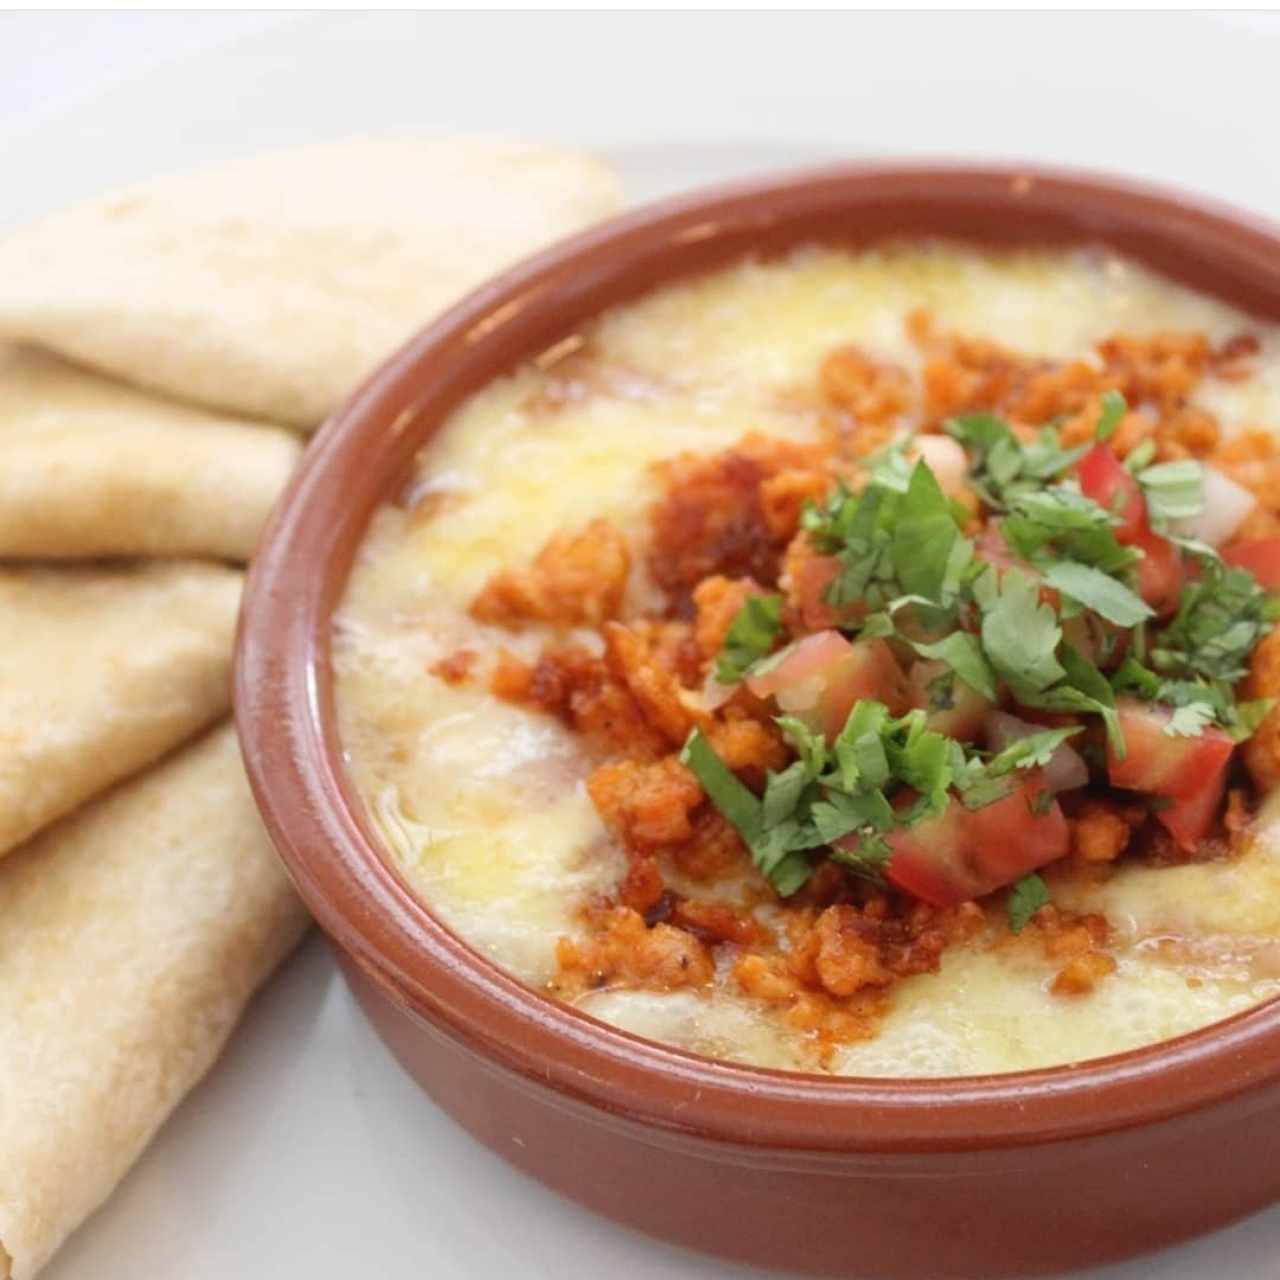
[587, 757, 703, 851]
[1097, 332, 1211, 412]
[818, 346, 914, 426]
[603, 621, 702, 747]
[1243, 627, 1280, 791]
[673, 898, 772, 947]
[491, 645, 669, 759]
[429, 648, 477, 685]
[669, 809, 749, 881]
[1154, 406, 1220, 460]
[1052, 952, 1118, 996]
[807, 906, 893, 997]
[554, 908, 712, 995]
[1071, 800, 1133, 865]
[472, 517, 630, 628]
[648, 436, 824, 603]
[759, 467, 833, 540]
[618, 856, 667, 914]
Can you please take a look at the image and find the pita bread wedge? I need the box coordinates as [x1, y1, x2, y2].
[0, 722, 309, 1280]
[0, 560, 240, 857]
[0, 137, 622, 428]
[0, 344, 300, 560]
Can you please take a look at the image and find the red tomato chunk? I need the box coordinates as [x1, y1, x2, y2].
[1108, 698, 1234, 851]
[876, 774, 1069, 907]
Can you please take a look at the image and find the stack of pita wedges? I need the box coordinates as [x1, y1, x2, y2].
[0, 138, 621, 1279]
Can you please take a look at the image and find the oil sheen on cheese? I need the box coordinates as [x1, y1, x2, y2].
[334, 244, 1280, 1077]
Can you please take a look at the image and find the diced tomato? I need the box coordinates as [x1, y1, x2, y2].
[880, 802, 982, 905]
[1222, 538, 1280, 592]
[1159, 772, 1228, 854]
[747, 630, 909, 739]
[1132, 527, 1184, 618]
[964, 774, 1069, 884]
[908, 658, 992, 740]
[880, 774, 1069, 907]
[1108, 698, 1234, 851]
[1078, 444, 1147, 543]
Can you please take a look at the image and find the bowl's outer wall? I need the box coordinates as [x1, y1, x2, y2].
[237, 165, 1280, 1277]
[342, 955, 1280, 1278]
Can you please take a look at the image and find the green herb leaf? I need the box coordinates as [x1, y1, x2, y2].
[761, 762, 812, 828]
[1232, 698, 1276, 743]
[812, 790, 896, 844]
[715, 594, 783, 684]
[1095, 390, 1127, 442]
[1111, 655, 1162, 701]
[893, 461, 963, 603]
[909, 630, 999, 702]
[979, 568, 1065, 693]
[680, 729, 762, 839]
[777, 715, 828, 777]
[1139, 459, 1205, 524]
[988, 726, 1082, 774]
[1154, 558, 1270, 683]
[1042, 561, 1154, 627]
[1007, 873, 1051, 934]
[829, 833, 895, 884]
[1164, 702, 1216, 738]
[680, 729, 812, 895]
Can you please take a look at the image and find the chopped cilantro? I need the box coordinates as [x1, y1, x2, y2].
[1123, 438, 1158, 474]
[1095, 390, 1126, 442]
[909, 630, 999, 702]
[978, 568, 1065, 693]
[715, 594, 783, 684]
[1152, 554, 1270, 683]
[1112, 654, 1271, 742]
[988, 726, 1082, 774]
[829, 834, 895, 883]
[1041, 561, 1154, 627]
[1233, 698, 1277, 743]
[679, 729, 813, 895]
[1138, 459, 1205, 525]
[946, 412, 1085, 510]
[894, 461, 962, 603]
[1007, 874, 1051, 933]
[1165, 702, 1216, 738]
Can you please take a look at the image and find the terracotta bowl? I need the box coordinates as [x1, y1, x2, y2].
[235, 164, 1280, 1278]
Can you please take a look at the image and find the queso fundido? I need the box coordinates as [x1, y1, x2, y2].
[334, 244, 1280, 1077]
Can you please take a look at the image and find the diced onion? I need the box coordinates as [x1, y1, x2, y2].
[910, 434, 969, 497]
[699, 672, 736, 711]
[985, 711, 1090, 793]
[775, 674, 825, 714]
[1174, 465, 1256, 547]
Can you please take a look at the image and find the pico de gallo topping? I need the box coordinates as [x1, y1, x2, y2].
[461, 314, 1280, 1059]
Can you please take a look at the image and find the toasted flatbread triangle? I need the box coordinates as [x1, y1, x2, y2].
[0, 722, 309, 1280]
[0, 137, 622, 427]
[0, 560, 241, 857]
[0, 344, 299, 560]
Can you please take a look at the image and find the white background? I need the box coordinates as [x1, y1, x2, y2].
[4, 11, 1280, 1279]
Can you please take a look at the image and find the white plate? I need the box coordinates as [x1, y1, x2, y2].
[6, 12, 1280, 1278]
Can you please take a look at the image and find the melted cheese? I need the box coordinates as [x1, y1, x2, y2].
[335, 244, 1280, 1077]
